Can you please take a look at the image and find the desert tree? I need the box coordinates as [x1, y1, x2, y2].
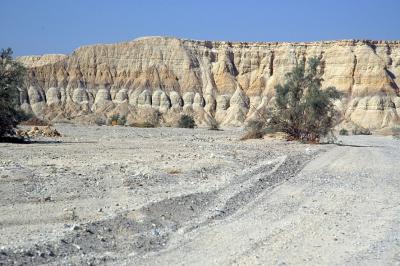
[268, 57, 342, 142]
[0, 48, 26, 138]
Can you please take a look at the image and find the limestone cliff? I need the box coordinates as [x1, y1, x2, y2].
[17, 36, 400, 129]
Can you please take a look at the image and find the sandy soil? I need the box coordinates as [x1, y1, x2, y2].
[0, 124, 320, 265]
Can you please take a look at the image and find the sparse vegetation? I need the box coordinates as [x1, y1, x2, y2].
[208, 119, 221, 131]
[392, 126, 400, 139]
[95, 117, 107, 126]
[56, 119, 74, 124]
[19, 117, 50, 126]
[130, 110, 161, 128]
[0, 48, 26, 138]
[167, 168, 181, 175]
[240, 120, 266, 140]
[109, 114, 126, 126]
[268, 57, 342, 143]
[339, 128, 349, 136]
[178, 114, 196, 128]
[352, 126, 372, 135]
[118, 115, 127, 126]
[16, 110, 33, 123]
[130, 122, 156, 128]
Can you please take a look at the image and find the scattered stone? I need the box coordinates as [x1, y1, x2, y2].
[85, 228, 94, 234]
[17, 126, 62, 138]
[37, 251, 45, 258]
[43, 196, 52, 202]
[71, 224, 80, 231]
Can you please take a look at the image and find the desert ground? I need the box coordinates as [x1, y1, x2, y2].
[0, 124, 399, 265]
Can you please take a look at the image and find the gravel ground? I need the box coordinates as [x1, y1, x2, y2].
[129, 135, 400, 266]
[0, 124, 321, 265]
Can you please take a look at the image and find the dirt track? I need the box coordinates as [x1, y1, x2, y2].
[0, 125, 399, 265]
[131, 135, 400, 265]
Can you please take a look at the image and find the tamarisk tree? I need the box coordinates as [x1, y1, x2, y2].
[269, 57, 342, 142]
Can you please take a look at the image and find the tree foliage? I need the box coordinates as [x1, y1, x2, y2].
[0, 48, 26, 137]
[268, 57, 342, 142]
[178, 114, 196, 128]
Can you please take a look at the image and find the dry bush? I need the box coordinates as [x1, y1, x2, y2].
[240, 131, 264, 140]
[352, 126, 372, 135]
[240, 120, 266, 140]
[94, 117, 107, 126]
[129, 110, 161, 128]
[19, 117, 51, 126]
[167, 168, 181, 175]
[130, 122, 156, 128]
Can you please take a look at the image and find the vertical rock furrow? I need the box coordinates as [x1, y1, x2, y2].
[16, 37, 400, 129]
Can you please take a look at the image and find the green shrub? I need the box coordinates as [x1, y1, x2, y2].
[118, 116, 126, 126]
[16, 110, 33, 122]
[178, 114, 196, 128]
[339, 128, 349, 136]
[0, 48, 26, 138]
[268, 57, 342, 142]
[352, 126, 372, 135]
[109, 114, 126, 126]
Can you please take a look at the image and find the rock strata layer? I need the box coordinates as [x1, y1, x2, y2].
[17, 36, 400, 128]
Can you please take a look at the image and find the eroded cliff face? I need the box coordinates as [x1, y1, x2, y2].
[17, 36, 400, 129]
